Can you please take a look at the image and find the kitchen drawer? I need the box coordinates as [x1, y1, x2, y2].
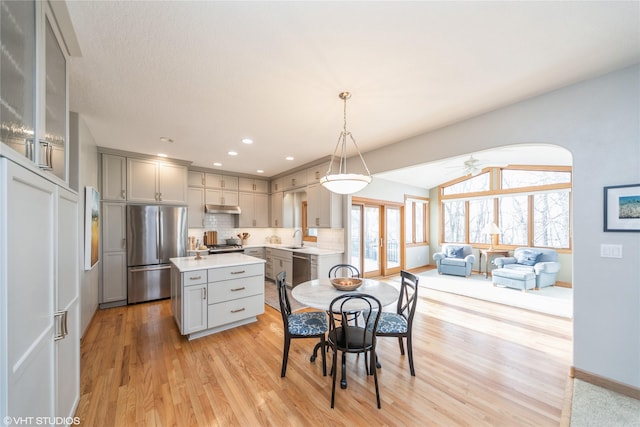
[207, 294, 264, 328]
[208, 263, 263, 282]
[182, 270, 207, 286]
[207, 276, 263, 304]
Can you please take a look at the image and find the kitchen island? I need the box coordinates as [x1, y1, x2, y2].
[170, 253, 266, 340]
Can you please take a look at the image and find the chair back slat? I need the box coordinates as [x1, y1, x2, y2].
[328, 264, 360, 278]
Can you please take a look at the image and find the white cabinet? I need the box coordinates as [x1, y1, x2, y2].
[205, 173, 238, 190]
[0, 1, 70, 182]
[171, 260, 265, 340]
[183, 283, 208, 334]
[239, 177, 268, 193]
[100, 202, 127, 305]
[239, 192, 269, 228]
[311, 253, 343, 280]
[55, 187, 80, 420]
[206, 188, 239, 206]
[306, 162, 330, 185]
[269, 249, 293, 286]
[244, 247, 265, 259]
[0, 157, 79, 422]
[188, 170, 205, 187]
[101, 154, 127, 201]
[270, 191, 283, 228]
[187, 187, 205, 228]
[306, 183, 343, 228]
[127, 158, 188, 204]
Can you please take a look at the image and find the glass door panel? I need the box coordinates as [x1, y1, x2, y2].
[350, 205, 362, 269]
[363, 206, 381, 277]
[384, 206, 401, 275]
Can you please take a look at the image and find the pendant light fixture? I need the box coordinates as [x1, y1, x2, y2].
[320, 91, 372, 194]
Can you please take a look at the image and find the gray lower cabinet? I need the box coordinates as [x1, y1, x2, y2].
[172, 261, 265, 340]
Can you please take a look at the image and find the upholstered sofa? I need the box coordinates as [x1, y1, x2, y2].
[492, 247, 561, 291]
[433, 244, 476, 277]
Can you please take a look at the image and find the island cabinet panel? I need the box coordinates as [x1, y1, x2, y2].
[170, 254, 265, 340]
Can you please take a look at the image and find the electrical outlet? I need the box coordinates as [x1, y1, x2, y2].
[600, 244, 623, 258]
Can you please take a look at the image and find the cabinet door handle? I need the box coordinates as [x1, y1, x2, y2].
[230, 270, 245, 275]
[158, 192, 163, 201]
[231, 308, 246, 314]
[54, 310, 68, 341]
[121, 189, 126, 199]
[230, 287, 246, 291]
[203, 287, 207, 300]
[24, 138, 34, 161]
[122, 238, 126, 249]
[190, 275, 202, 280]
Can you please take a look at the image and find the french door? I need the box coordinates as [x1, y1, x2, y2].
[351, 198, 403, 278]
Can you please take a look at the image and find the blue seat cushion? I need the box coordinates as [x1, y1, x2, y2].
[375, 312, 408, 334]
[441, 257, 467, 267]
[288, 311, 327, 335]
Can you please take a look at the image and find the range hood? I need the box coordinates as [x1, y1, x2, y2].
[205, 204, 241, 215]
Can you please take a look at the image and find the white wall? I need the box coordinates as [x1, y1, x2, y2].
[362, 65, 640, 388]
[72, 112, 100, 337]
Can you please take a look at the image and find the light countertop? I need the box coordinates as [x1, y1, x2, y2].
[245, 244, 343, 256]
[170, 253, 266, 272]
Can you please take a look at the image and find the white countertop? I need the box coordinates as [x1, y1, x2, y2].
[170, 253, 266, 272]
[245, 244, 343, 256]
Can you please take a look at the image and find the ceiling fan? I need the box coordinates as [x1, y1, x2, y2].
[447, 155, 486, 176]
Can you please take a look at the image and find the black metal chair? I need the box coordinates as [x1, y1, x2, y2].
[328, 263, 360, 279]
[328, 293, 382, 409]
[277, 271, 327, 377]
[373, 270, 419, 376]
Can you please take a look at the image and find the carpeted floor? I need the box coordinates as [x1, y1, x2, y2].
[417, 269, 573, 318]
[264, 280, 306, 312]
[570, 379, 640, 426]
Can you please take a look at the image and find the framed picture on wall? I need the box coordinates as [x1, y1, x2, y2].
[604, 183, 640, 232]
[84, 186, 101, 269]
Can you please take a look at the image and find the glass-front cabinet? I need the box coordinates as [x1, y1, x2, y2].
[0, 0, 68, 182]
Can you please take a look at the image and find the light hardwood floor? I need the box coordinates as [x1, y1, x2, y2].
[74, 281, 572, 426]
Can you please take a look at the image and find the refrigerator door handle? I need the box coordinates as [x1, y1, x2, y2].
[128, 265, 171, 273]
[157, 210, 162, 260]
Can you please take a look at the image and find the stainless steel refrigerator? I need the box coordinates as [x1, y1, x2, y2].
[126, 205, 187, 303]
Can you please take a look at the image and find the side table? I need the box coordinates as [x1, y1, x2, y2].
[479, 249, 509, 278]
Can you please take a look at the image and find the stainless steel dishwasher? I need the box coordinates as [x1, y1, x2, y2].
[292, 252, 311, 287]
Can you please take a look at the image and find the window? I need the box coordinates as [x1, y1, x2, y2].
[440, 166, 572, 250]
[405, 196, 429, 245]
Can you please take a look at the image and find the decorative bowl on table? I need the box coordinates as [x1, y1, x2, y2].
[330, 277, 363, 291]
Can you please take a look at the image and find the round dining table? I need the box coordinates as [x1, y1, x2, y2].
[291, 278, 399, 389]
[291, 278, 399, 311]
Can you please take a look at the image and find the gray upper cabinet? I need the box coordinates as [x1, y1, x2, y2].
[101, 154, 127, 201]
[1, 0, 69, 182]
[127, 158, 188, 204]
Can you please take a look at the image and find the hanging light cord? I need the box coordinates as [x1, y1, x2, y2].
[326, 92, 371, 177]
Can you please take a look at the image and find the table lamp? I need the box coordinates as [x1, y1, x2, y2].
[482, 222, 502, 250]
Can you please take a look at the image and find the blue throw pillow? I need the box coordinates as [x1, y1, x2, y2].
[446, 246, 464, 258]
[516, 249, 541, 266]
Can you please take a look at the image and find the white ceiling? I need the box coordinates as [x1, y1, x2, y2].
[65, 1, 639, 186]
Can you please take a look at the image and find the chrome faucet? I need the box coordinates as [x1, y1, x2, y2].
[292, 229, 303, 247]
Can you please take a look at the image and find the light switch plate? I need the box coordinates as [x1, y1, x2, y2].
[600, 244, 623, 258]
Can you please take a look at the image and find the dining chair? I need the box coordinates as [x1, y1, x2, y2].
[277, 271, 327, 377]
[373, 270, 419, 376]
[328, 263, 361, 325]
[328, 263, 360, 279]
[328, 293, 382, 409]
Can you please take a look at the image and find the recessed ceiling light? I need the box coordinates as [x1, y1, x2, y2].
[242, 138, 253, 144]
[228, 151, 238, 156]
[157, 153, 168, 158]
[213, 162, 222, 167]
[257, 169, 264, 174]
[159, 137, 173, 143]
[286, 156, 294, 161]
